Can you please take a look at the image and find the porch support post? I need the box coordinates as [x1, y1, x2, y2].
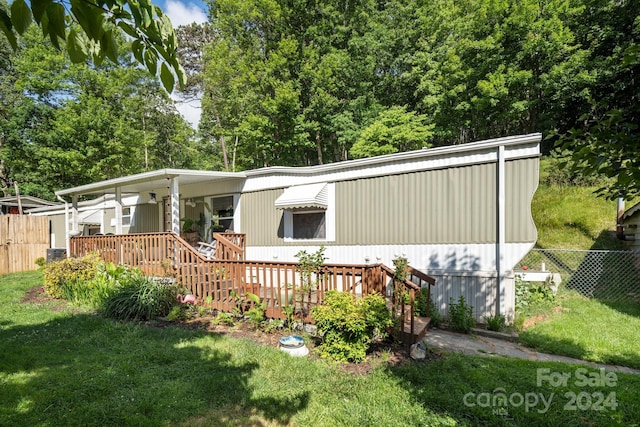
[115, 187, 123, 235]
[169, 177, 180, 234]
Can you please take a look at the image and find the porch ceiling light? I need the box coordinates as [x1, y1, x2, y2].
[186, 198, 196, 207]
[149, 192, 157, 204]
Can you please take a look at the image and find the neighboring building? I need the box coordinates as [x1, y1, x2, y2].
[0, 195, 59, 215]
[29, 133, 542, 320]
[620, 201, 640, 249]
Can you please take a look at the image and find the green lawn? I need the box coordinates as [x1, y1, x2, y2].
[519, 290, 640, 370]
[2, 271, 640, 426]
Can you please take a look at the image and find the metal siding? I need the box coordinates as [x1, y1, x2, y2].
[241, 189, 284, 246]
[50, 214, 66, 248]
[104, 208, 116, 234]
[505, 157, 539, 243]
[129, 204, 160, 233]
[336, 163, 497, 245]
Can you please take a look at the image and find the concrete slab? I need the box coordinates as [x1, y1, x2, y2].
[423, 328, 640, 374]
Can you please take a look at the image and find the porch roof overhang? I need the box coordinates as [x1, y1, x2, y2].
[275, 183, 328, 210]
[55, 169, 247, 198]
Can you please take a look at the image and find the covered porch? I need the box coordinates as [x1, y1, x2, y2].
[55, 169, 247, 254]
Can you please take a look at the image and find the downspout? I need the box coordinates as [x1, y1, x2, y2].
[496, 145, 506, 317]
[56, 194, 70, 258]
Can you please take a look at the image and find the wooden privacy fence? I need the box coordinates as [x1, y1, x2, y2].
[0, 215, 49, 274]
[70, 232, 435, 342]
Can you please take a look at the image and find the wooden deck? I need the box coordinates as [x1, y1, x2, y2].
[70, 232, 436, 344]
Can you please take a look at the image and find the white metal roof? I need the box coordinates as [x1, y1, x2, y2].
[275, 183, 328, 210]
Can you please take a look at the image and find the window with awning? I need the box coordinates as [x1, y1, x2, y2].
[275, 183, 335, 242]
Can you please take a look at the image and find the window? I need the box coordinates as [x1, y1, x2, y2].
[211, 195, 234, 231]
[292, 210, 326, 239]
[279, 183, 335, 242]
[122, 207, 131, 226]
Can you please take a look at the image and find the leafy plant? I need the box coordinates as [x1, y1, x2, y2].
[35, 257, 46, 269]
[427, 298, 443, 328]
[42, 252, 102, 298]
[211, 311, 235, 326]
[312, 290, 393, 363]
[515, 275, 555, 312]
[447, 296, 476, 333]
[282, 304, 295, 332]
[101, 277, 176, 321]
[295, 246, 327, 320]
[484, 313, 506, 332]
[244, 292, 266, 328]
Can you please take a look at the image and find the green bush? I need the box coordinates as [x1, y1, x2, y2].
[484, 313, 506, 332]
[312, 291, 393, 363]
[515, 276, 555, 312]
[42, 252, 102, 299]
[101, 278, 176, 321]
[447, 296, 476, 333]
[428, 298, 443, 327]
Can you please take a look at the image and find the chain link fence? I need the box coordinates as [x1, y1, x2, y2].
[516, 249, 640, 303]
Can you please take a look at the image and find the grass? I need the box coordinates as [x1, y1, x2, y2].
[3, 271, 640, 426]
[533, 158, 640, 250]
[519, 290, 640, 370]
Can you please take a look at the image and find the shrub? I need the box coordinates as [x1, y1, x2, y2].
[101, 277, 176, 321]
[212, 311, 235, 326]
[428, 298, 443, 328]
[312, 291, 393, 363]
[447, 296, 476, 333]
[42, 252, 102, 299]
[515, 276, 555, 312]
[244, 292, 267, 329]
[484, 313, 506, 332]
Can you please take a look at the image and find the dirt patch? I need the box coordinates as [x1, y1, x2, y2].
[151, 314, 433, 373]
[20, 286, 69, 311]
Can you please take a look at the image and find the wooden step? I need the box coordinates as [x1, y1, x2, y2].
[402, 316, 432, 344]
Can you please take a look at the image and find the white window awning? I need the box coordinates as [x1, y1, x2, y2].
[275, 183, 329, 210]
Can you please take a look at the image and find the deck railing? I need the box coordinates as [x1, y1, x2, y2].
[70, 232, 435, 342]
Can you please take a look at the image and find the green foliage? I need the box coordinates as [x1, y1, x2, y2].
[244, 292, 266, 329]
[484, 313, 506, 332]
[427, 298, 443, 328]
[350, 106, 433, 158]
[295, 246, 327, 292]
[166, 304, 198, 321]
[515, 276, 555, 312]
[101, 278, 176, 321]
[34, 257, 46, 268]
[312, 291, 393, 363]
[447, 296, 476, 333]
[42, 252, 102, 299]
[1, 26, 195, 200]
[211, 311, 235, 326]
[295, 246, 327, 320]
[0, 0, 184, 92]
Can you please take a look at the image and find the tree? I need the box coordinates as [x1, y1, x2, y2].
[0, 26, 195, 199]
[350, 106, 433, 158]
[553, 0, 640, 199]
[0, 0, 184, 92]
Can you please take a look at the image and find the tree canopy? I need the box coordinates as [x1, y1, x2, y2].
[0, 0, 184, 92]
[1, 0, 638, 201]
